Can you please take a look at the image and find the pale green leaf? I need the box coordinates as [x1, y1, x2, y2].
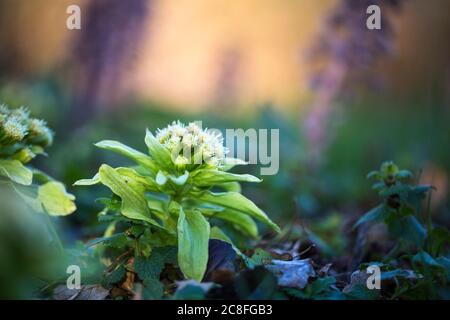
[73, 173, 100, 186]
[144, 129, 173, 170]
[192, 169, 261, 187]
[202, 208, 258, 238]
[197, 191, 280, 233]
[354, 204, 389, 228]
[177, 208, 210, 281]
[221, 157, 248, 171]
[38, 181, 76, 216]
[95, 140, 158, 173]
[168, 171, 189, 185]
[216, 181, 241, 193]
[0, 159, 32, 185]
[98, 164, 162, 229]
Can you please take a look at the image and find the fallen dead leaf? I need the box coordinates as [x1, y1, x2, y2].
[265, 259, 315, 289]
[53, 284, 109, 300]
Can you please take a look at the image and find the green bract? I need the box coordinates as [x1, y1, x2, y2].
[76, 121, 279, 281]
[0, 103, 76, 216]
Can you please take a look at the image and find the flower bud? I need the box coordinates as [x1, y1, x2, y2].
[0, 116, 28, 145]
[0, 104, 11, 115]
[11, 106, 30, 120]
[12, 147, 35, 164]
[26, 118, 54, 147]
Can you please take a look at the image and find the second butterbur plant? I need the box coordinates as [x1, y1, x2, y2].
[76, 121, 280, 281]
[0, 103, 76, 217]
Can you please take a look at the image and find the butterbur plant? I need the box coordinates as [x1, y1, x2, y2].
[0, 103, 76, 219]
[75, 121, 279, 282]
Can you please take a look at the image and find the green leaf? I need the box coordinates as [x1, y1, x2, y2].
[103, 265, 126, 287]
[366, 170, 381, 180]
[155, 170, 167, 185]
[216, 181, 241, 193]
[210, 226, 251, 268]
[177, 208, 210, 281]
[197, 191, 280, 232]
[234, 266, 278, 299]
[221, 157, 248, 171]
[31, 168, 53, 183]
[202, 208, 258, 238]
[38, 181, 76, 216]
[413, 251, 441, 268]
[168, 171, 189, 185]
[95, 140, 158, 173]
[98, 165, 162, 229]
[388, 215, 426, 246]
[134, 246, 177, 281]
[309, 276, 337, 296]
[344, 284, 379, 300]
[173, 283, 206, 300]
[73, 173, 100, 186]
[396, 170, 413, 179]
[191, 169, 261, 187]
[251, 248, 273, 265]
[144, 129, 173, 171]
[86, 233, 128, 249]
[11, 183, 43, 212]
[430, 227, 450, 256]
[354, 204, 389, 228]
[142, 278, 164, 299]
[0, 159, 32, 185]
[381, 269, 419, 281]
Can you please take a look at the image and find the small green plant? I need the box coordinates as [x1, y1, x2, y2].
[355, 161, 449, 299]
[75, 121, 279, 282]
[355, 161, 431, 247]
[0, 103, 76, 217]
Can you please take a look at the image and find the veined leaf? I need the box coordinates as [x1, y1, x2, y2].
[177, 208, 210, 281]
[196, 191, 280, 233]
[31, 168, 53, 184]
[221, 157, 248, 171]
[202, 208, 258, 238]
[192, 169, 261, 187]
[98, 165, 162, 229]
[115, 167, 159, 192]
[388, 215, 426, 246]
[144, 129, 173, 171]
[12, 183, 45, 213]
[95, 140, 158, 173]
[38, 181, 76, 216]
[216, 181, 241, 193]
[134, 246, 177, 281]
[73, 173, 100, 186]
[354, 204, 389, 229]
[0, 159, 32, 185]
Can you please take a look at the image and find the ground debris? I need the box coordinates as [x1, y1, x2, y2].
[265, 258, 315, 289]
[53, 284, 109, 300]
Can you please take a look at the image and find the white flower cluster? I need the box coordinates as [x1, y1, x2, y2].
[156, 121, 228, 167]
